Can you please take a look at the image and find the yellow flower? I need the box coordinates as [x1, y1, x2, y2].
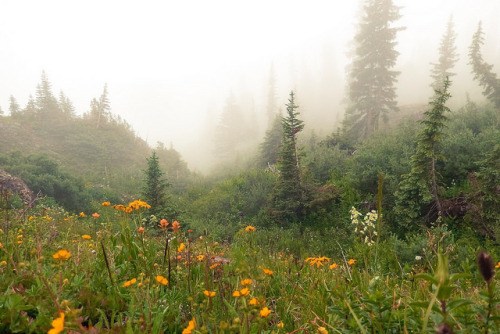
[82, 235, 92, 240]
[245, 225, 256, 232]
[233, 288, 250, 297]
[178, 243, 186, 253]
[496, 261, 500, 269]
[28, 216, 34, 221]
[329, 263, 338, 269]
[0, 261, 7, 266]
[17, 241, 23, 245]
[122, 278, 137, 287]
[155, 275, 168, 286]
[182, 318, 196, 334]
[261, 267, 274, 276]
[318, 327, 328, 334]
[203, 290, 216, 297]
[197, 255, 205, 261]
[249, 297, 259, 306]
[277, 321, 284, 328]
[48, 312, 65, 334]
[347, 259, 357, 266]
[101, 201, 111, 207]
[0, 242, 2, 248]
[259, 306, 271, 318]
[79, 212, 86, 217]
[240, 279, 253, 286]
[128, 199, 151, 210]
[53, 250, 71, 260]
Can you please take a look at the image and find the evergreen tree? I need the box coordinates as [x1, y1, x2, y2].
[142, 151, 170, 221]
[430, 16, 459, 91]
[9, 95, 21, 117]
[58, 91, 75, 117]
[23, 95, 37, 116]
[214, 92, 248, 160]
[35, 71, 59, 114]
[395, 78, 451, 230]
[85, 84, 111, 128]
[343, 0, 403, 140]
[468, 22, 500, 108]
[270, 91, 305, 223]
[259, 112, 283, 167]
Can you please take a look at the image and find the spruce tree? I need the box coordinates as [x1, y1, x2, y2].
[430, 16, 459, 91]
[469, 22, 500, 108]
[259, 112, 283, 168]
[344, 0, 403, 140]
[9, 95, 21, 117]
[271, 91, 304, 223]
[35, 71, 59, 114]
[142, 151, 169, 221]
[395, 78, 451, 229]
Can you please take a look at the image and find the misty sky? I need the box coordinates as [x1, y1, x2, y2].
[0, 0, 499, 169]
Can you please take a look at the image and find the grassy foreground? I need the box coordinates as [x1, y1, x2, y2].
[0, 202, 499, 333]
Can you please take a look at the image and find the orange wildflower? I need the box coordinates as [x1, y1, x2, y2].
[203, 290, 216, 297]
[159, 219, 169, 229]
[101, 201, 111, 207]
[261, 267, 274, 276]
[53, 250, 71, 260]
[260, 306, 271, 318]
[48, 312, 65, 334]
[182, 318, 196, 334]
[245, 225, 256, 232]
[122, 278, 137, 287]
[92, 212, 100, 218]
[155, 275, 168, 286]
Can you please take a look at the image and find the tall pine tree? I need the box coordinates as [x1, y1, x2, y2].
[270, 91, 304, 223]
[344, 0, 403, 140]
[142, 151, 170, 221]
[469, 21, 500, 108]
[395, 78, 451, 230]
[430, 16, 459, 91]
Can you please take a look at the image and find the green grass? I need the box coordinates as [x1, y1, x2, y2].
[0, 203, 499, 333]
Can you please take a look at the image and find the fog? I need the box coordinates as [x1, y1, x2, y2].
[0, 0, 499, 172]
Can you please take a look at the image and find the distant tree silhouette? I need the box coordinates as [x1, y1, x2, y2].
[469, 21, 500, 108]
[343, 0, 404, 140]
[430, 16, 459, 91]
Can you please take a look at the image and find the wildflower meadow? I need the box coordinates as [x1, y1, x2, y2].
[1, 201, 500, 333]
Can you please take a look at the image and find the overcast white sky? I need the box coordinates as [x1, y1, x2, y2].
[0, 0, 499, 168]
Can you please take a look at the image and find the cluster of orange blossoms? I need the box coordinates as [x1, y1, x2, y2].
[305, 256, 331, 268]
[155, 275, 168, 286]
[109, 199, 151, 213]
[245, 225, 256, 232]
[52, 250, 71, 261]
